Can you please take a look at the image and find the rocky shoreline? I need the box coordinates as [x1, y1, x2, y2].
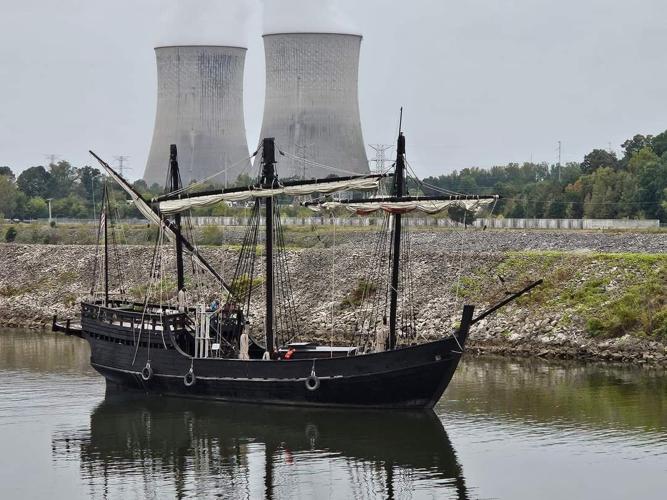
[1, 232, 665, 366]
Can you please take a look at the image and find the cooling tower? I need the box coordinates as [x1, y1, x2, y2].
[259, 33, 369, 179]
[143, 46, 251, 187]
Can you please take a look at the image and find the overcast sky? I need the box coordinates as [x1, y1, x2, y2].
[1, 0, 666, 181]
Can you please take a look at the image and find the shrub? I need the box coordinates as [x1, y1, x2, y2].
[340, 279, 377, 309]
[4, 226, 17, 242]
[586, 278, 667, 338]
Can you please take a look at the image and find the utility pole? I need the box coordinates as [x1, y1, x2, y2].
[557, 141, 562, 182]
[114, 156, 130, 178]
[368, 144, 393, 174]
[46, 198, 53, 225]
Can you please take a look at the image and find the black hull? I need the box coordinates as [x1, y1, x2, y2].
[88, 339, 464, 409]
[68, 301, 471, 409]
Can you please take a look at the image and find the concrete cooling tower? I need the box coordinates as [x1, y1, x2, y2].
[259, 33, 369, 179]
[143, 46, 251, 187]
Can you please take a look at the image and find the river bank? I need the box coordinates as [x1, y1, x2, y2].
[0, 232, 665, 365]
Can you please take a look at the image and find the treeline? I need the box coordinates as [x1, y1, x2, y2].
[0, 160, 262, 221]
[2, 129, 667, 222]
[0, 162, 170, 220]
[421, 130, 667, 221]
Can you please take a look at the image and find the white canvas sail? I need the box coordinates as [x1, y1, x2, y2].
[158, 177, 383, 215]
[310, 197, 498, 215]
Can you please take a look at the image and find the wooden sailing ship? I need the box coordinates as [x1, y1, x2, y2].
[54, 127, 540, 409]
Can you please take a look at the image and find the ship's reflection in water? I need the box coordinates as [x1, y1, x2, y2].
[53, 391, 468, 499]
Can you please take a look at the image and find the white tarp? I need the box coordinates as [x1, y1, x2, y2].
[159, 177, 383, 215]
[310, 198, 497, 215]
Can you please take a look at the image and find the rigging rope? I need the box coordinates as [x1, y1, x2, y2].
[163, 151, 258, 198]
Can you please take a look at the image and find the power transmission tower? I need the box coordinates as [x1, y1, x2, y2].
[368, 144, 393, 174]
[114, 155, 131, 178]
[44, 154, 60, 167]
[294, 143, 312, 179]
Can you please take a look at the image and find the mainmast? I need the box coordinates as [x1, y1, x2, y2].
[388, 116, 406, 350]
[261, 138, 277, 355]
[167, 144, 185, 292]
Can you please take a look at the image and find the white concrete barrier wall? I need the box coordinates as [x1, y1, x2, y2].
[35, 216, 660, 229]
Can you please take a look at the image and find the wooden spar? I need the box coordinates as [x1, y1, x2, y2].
[262, 138, 277, 355]
[470, 279, 543, 325]
[154, 172, 390, 203]
[168, 145, 185, 292]
[103, 183, 109, 306]
[303, 194, 499, 206]
[90, 149, 230, 292]
[389, 113, 406, 351]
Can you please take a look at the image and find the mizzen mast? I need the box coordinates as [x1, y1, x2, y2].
[102, 183, 109, 306]
[261, 138, 277, 356]
[388, 113, 406, 350]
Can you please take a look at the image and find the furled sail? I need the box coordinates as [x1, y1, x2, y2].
[158, 176, 384, 215]
[308, 196, 499, 215]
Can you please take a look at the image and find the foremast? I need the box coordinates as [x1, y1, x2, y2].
[166, 144, 185, 292]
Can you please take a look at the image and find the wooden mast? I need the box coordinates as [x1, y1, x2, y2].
[103, 183, 109, 306]
[168, 144, 185, 292]
[261, 138, 277, 355]
[388, 112, 406, 350]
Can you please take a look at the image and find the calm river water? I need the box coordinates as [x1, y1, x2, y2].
[0, 329, 665, 499]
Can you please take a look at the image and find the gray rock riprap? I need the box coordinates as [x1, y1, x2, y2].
[1, 230, 665, 365]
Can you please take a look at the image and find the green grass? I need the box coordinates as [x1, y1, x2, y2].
[459, 250, 667, 340]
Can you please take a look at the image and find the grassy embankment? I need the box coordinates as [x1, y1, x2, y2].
[459, 251, 667, 340]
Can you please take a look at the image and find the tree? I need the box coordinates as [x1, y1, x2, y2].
[581, 149, 618, 174]
[652, 130, 667, 157]
[447, 204, 476, 225]
[633, 151, 667, 220]
[234, 173, 254, 187]
[77, 166, 102, 201]
[0, 166, 14, 180]
[49, 160, 78, 198]
[584, 167, 617, 218]
[132, 179, 149, 195]
[25, 197, 48, 218]
[0, 175, 19, 218]
[621, 134, 653, 160]
[17, 166, 52, 198]
[52, 195, 88, 218]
